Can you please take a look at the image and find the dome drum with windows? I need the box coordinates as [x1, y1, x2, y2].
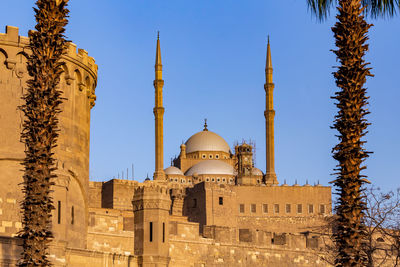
[165, 125, 264, 186]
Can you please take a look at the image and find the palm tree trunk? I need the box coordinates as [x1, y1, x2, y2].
[18, 0, 69, 266]
[331, 0, 372, 266]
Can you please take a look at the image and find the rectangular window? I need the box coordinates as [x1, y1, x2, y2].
[162, 222, 165, 243]
[149, 222, 153, 242]
[297, 204, 303, 214]
[219, 197, 223, 205]
[320, 204, 325, 214]
[58, 201, 61, 224]
[239, 204, 245, 213]
[71, 206, 74, 225]
[193, 198, 197, 208]
[251, 204, 256, 213]
[263, 204, 268, 213]
[286, 204, 291, 213]
[274, 204, 280, 214]
[308, 204, 314, 214]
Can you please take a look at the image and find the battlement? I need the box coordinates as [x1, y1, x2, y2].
[106, 178, 139, 186]
[0, 26, 97, 75]
[0, 25, 98, 109]
[133, 181, 170, 198]
[132, 181, 171, 212]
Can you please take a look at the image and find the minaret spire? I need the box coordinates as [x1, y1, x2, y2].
[153, 32, 165, 181]
[266, 36, 272, 69]
[156, 31, 161, 67]
[264, 36, 278, 185]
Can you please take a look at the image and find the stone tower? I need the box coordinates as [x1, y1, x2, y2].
[132, 181, 171, 266]
[236, 143, 256, 185]
[264, 37, 278, 185]
[0, 26, 97, 249]
[153, 33, 166, 181]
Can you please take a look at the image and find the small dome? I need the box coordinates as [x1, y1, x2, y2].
[164, 166, 184, 175]
[185, 160, 235, 176]
[185, 130, 230, 154]
[252, 167, 263, 176]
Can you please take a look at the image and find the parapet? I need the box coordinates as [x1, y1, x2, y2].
[104, 178, 139, 186]
[132, 181, 171, 212]
[0, 25, 98, 107]
[133, 181, 170, 199]
[0, 25, 97, 74]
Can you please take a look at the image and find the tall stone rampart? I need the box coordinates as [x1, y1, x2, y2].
[0, 25, 97, 248]
[168, 216, 330, 267]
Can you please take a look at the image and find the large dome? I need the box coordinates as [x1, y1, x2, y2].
[185, 160, 235, 176]
[185, 130, 230, 154]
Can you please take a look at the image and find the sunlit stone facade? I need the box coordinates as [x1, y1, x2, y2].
[0, 26, 337, 267]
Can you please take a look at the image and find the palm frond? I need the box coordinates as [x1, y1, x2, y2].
[362, 0, 400, 18]
[307, 0, 400, 20]
[307, 0, 336, 21]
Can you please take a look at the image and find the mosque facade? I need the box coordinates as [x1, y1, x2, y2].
[0, 26, 333, 266]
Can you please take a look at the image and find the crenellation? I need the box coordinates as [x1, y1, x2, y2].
[66, 42, 78, 58]
[0, 26, 91, 65]
[0, 26, 98, 84]
[0, 26, 19, 43]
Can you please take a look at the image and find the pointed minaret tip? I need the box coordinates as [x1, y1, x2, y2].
[266, 35, 272, 69]
[156, 32, 162, 66]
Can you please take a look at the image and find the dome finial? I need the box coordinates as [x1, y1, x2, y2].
[203, 118, 208, 131]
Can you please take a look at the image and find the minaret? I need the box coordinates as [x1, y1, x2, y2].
[264, 37, 278, 185]
[153, 32, 166, 181]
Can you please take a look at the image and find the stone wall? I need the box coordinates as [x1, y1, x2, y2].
[88, 181, 103, 209]
[0, 236, 139, 267]
[87, 208, 134, 255]
[168, 218, 329, 267]
[101, 179, 138, 210]
[184, 182, 331, 234]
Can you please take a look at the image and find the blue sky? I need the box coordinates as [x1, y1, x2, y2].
[1, 1, 399, 191]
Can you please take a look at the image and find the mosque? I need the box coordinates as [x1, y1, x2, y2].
[0, 26, 332, 266]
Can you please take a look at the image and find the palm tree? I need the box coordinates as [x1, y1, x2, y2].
[306, 0, 399, 266]
[18, 0, 69, 266]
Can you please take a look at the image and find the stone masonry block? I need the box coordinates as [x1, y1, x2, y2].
[239, 229, 252, 242]
[2, 221, 12, 227]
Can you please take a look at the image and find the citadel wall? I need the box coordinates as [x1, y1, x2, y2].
[168, 221, 329, 267]
[101, 179, 139, 210]
[0, 25, 97, 249]
[0, 174, 393, 267]
[87, 208, 134, 254]
[183, 182, 331, 233]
